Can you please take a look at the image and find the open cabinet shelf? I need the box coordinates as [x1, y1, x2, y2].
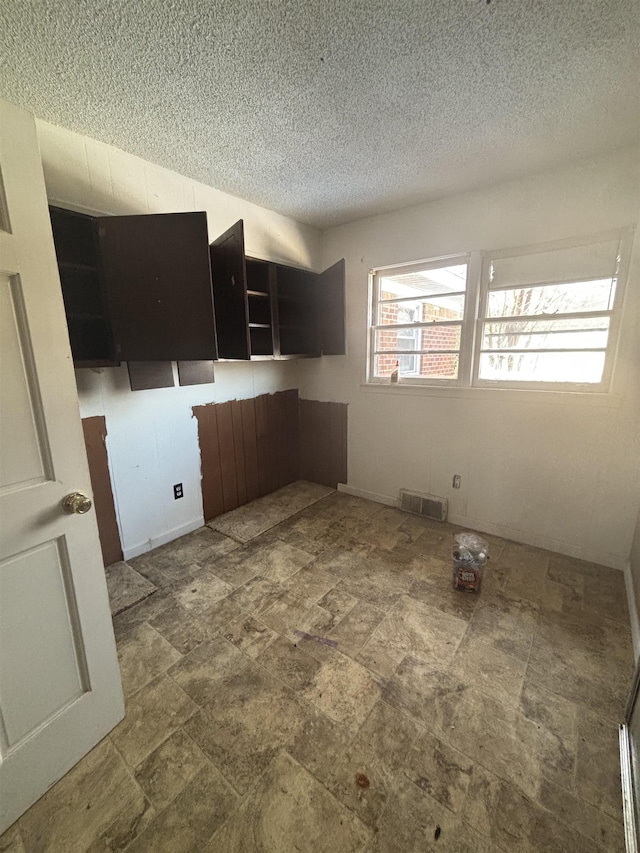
[209, 219, 345, 361]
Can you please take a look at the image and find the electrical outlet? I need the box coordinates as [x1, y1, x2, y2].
[173, 483, 183, 500]
[452, 475, 461, 489]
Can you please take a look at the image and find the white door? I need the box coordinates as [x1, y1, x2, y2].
[0, 99, 124, 833]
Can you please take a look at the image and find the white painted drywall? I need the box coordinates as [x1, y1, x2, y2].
[36, 120, 322, 559]
[299, 147, 640, 570]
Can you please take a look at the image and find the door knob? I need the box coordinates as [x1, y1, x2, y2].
[62, 492, 92, 514]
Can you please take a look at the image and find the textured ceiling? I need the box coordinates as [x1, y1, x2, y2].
[1, 1, 638, 227]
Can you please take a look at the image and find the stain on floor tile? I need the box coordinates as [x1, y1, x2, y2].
[371, 594, 467, 668]
[183, 663, 311, 795]
[168, 636, 250, 706]
[126, 763, 238, 853]
[116, 622, 182, 697]
[302, 648, 383, 732]
[222, 613, 279, 658]
[110, 674, 198, 768]
[18, 739, 148, 853]
[133, 729, 208, 811]
[448, 634, 527, 708]
[210, 752, 371, 852]
[173, 570, 233, 614]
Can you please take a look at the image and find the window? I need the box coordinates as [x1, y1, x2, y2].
[370, 257, 470, 383]
[368, 229, 632, 391]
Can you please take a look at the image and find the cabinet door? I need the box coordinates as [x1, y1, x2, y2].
[49, 206, 117, 367]
[275, 264, 320, 357]
[97, 212, 217, 361]
[209, 220, 250, 360]
[317, 258, 346, 355]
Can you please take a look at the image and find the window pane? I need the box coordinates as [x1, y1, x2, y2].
[487, 279, 616, 318]
[375, 325, 461, 352]
[374, 354, 459, 379]
[378, 294, 465, 324]
[379, 263, 467, 301]
[416, 353, 459, 379]
[478, 351, 605, 383]
[482, 317, 610, 351]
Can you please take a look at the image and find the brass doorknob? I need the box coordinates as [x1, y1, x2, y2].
[62, 492, 92, 514]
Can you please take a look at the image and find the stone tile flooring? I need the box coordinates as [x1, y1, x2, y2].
[104, 561, 156, 616]
[2, 482, 634, 852]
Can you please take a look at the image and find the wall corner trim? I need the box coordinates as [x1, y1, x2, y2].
[624, 559, 640, 662]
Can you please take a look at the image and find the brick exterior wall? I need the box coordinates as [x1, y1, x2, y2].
[376, 290, 460, 378]
[377, 299, 402, 375]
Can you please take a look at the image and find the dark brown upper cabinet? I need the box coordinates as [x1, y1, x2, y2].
[49, 206, 116, 366]
[209, 220, 251, 360]
[49, 206, 217, 366]
[209, 219, 345, 361]
[274, 263, 320, 358]
[317, 259, 346, 356]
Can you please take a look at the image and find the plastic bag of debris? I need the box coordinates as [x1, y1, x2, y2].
[452, 532, 489, 593]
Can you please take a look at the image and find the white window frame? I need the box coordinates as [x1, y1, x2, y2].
[367, 229, 633, 393]
[368, 253, 476, 388]
[472, 229, 633, 393]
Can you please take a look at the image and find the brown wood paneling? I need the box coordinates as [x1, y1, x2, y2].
[264, 394, 278, 494]
[254, 394, 270, 498]
[194, 390, 344, 523]
[284, 389, 300, 484]
[216, 401, 238, 512]
[299, 399, 347, 489]
[298, 399, 314, 484]
[231, 400, 247, 506]
[241, 397, 259, 502]
[330, 402, 348, 489]
[315, 402, 332, 487]
[81, 416, 122, 566]
[266, 392, 279, 494]
[273, 391, 288, 491]
[194, 405, 225, 520]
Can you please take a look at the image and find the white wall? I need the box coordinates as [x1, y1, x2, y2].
[36, 120, 322, 559]
[299, 147, 640, 570]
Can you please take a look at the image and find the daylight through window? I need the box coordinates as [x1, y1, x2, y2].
[372, 259, 469, 381]
[368, 230, 632, 391]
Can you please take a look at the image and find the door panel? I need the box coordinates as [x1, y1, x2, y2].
[317, 258, 346, 355]
[275, 264, 320, 356]
[0, 99, 124, 833]
[0, 273, 50, 489]
[49, 206, 117, 367]
[210, 220, 250, 360]
[98, 212, 217, 361]
[0, 539, 88, 749]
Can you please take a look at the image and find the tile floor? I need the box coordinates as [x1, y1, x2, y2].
[2, 481, 634, 852]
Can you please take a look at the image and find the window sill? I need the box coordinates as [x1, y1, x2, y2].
[360, 381, 623, 407]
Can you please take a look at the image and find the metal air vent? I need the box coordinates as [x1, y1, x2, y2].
[399, 489, 448, 522]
